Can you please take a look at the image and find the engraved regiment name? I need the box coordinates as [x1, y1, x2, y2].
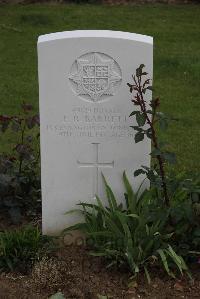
[46, 105, 134, 139]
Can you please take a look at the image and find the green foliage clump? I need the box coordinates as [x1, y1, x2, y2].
[63, 0, 100, 3]
[166, 172, 200, 260]
[49, 292, 65, 299]
[64, 173, 189, 282]
[64, 64, 200, 281]
[128, 64, 200, 260]
[0, 226, 53, 273]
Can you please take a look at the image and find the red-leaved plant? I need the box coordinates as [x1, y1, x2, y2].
[0, 102, 40, 223]
[128, 64, 176, 207]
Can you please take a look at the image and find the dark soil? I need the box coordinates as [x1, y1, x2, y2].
[0, 212, 42, 231]
[0, 245, 200, 299]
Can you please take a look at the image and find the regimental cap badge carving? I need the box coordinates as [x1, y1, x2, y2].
[69, 52, 122, 103]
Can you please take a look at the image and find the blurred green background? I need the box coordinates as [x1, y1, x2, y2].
[0, 4, 199, 172]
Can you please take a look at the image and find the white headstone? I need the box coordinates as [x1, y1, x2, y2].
[38, 30, 153, 235]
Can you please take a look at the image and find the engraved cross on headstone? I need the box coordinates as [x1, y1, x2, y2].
[77, 143, 114, 198]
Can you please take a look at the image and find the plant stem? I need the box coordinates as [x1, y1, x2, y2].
[19, 119, 26, 174]
[136, 75, 170, 207]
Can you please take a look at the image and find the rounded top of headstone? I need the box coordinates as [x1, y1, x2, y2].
[38, 30, 153, 45]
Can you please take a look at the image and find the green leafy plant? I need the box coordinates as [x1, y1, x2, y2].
[166, 172, 200, 260]
[65, 0, 100, 3]
[128, 64, 200, 260]
[97, 295, 110, 299]
[127, 64, 177, 206]
[49, 292, 65, 299]
[0, 102, 40, 223]
[64, 173, 188, 282]
[0, 225, 53, 273]
[63, 65, 200, 280]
